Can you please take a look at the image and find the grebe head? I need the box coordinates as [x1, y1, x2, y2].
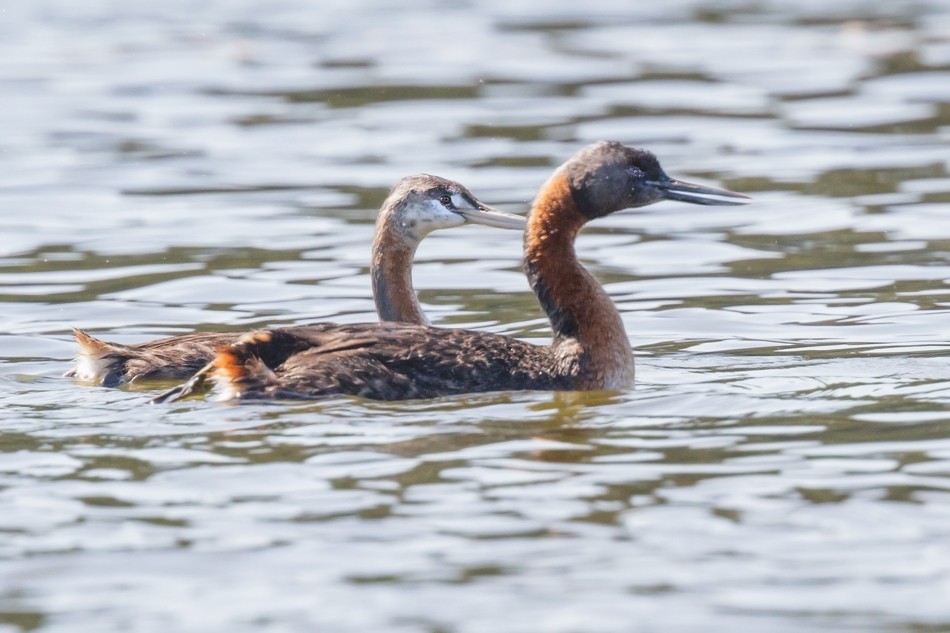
[564, 141, 750, 219]
[381, 174, 524, 242]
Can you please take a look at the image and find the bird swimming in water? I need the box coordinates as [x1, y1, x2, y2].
[66, 175, 525, 387]
[154, 141, 749, 403]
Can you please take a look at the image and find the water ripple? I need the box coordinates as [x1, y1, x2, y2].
[2, 0, 950, 631]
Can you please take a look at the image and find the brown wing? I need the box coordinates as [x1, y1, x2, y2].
[213, 323, 579, 401]
[68, 329, 241, 386]
[121, 332, 241, 383]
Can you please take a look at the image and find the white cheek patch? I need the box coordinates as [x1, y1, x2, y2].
[450, 193, 465, 209]
[401, 201, 433, 225]
[398, 199, 464, 236]
[423, 198, 463, 227]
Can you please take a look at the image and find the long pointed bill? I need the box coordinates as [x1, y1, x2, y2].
[652, 178, 751, 206]
[455, 203, 526, 230]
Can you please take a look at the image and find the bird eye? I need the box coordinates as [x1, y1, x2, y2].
[439, 194, 452, 207]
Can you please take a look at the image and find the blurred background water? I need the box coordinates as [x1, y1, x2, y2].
[2, 0, 950, 631]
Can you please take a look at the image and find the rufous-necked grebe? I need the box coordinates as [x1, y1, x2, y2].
[153, 141, 749, 403]
[67, 175, 525, 387]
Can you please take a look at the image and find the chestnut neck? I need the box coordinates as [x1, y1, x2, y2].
[371, 218, 429, 326]
[523, 171, 634, 388]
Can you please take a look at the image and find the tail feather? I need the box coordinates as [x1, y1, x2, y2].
[73, 328, 110, 355]
[67, 328, 127, 385]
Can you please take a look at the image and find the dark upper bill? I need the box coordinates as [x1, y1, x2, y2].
[455, 203, 526, 229]
[650, 178, 751, 206]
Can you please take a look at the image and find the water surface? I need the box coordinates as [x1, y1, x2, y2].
[2, 1, 950, 631]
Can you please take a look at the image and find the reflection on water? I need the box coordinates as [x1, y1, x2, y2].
[2, 0, 950, 631]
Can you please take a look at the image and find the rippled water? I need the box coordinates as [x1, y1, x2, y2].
[2, 1, 950, 631]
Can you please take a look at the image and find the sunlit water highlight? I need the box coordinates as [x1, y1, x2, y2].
[2, 1, 950, 631]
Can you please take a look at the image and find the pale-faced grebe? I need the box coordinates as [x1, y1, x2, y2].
[67, 175, 524, 387]
[154, 141, 749, 403]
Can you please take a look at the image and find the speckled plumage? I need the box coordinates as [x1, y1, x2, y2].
[159, 141, 749, 403]
[65, 329, 237, 387]
[213, 323, 580, 400]
[67, 175, 523, 387]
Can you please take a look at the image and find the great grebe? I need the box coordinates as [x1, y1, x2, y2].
[67, 175, 525, 387]
[154, 141, 749, 403]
